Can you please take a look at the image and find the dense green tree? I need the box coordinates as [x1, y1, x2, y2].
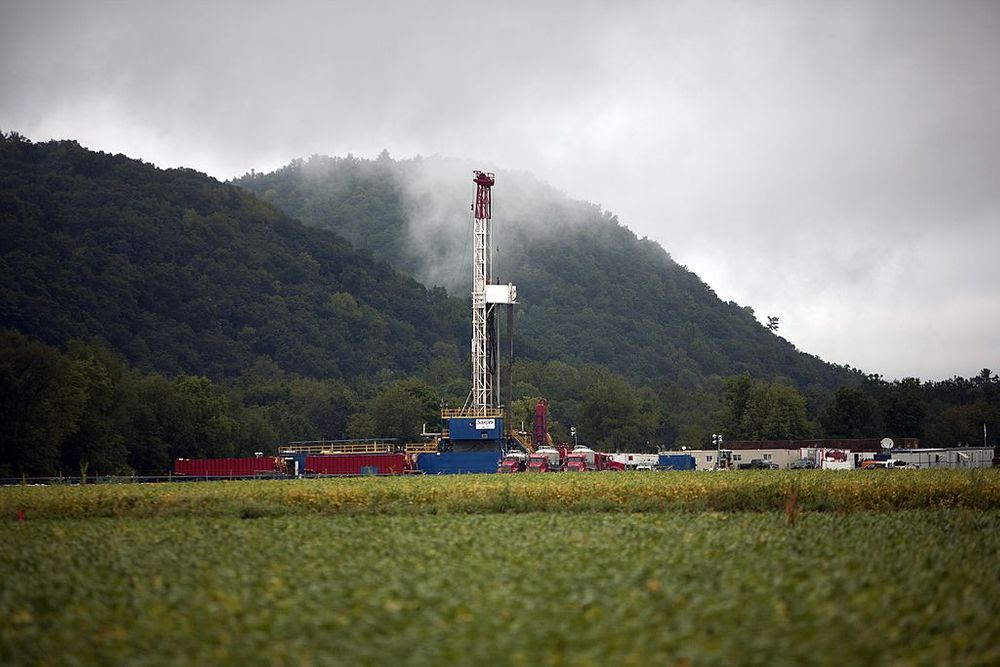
[171, 376, 238, 459]
[880, 378, 927, 438]
[0, 331, 85, 475]
[923, 401, 999, 448]
[287, 378, 357, 439]
[739, 382, 814, 440]
[656, 378, 725, 450]
[233, 406, 280, 457]
[580, 376, 659, 452]
[61, 341, 132, 475]
[345, 413, 378, 440]
[722, 373, 753, 439]
[122, 373, 179, 474]
[508, 396, 544, 437]
[723, 374, 814, 440]
[821, 386, 880, 438]
[366, 379, 440, 442]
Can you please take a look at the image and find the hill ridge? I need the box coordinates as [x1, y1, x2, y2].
[235, 152, 852, 390]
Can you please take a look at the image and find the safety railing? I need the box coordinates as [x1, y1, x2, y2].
[278, 440, 398, 454]
[403, 442, 439, 454]
[440, 407, 505, 418]
[508, 429, 536, 453]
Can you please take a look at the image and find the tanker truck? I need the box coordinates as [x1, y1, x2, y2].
[498, 450, 528, 473]
[527, 445, 567, 472]
[565, 446, 624, 472]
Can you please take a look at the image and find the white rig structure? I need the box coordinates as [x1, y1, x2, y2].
[468, 171, 516, 414]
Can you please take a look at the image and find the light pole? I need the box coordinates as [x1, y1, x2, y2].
[712, 433, 724, 469]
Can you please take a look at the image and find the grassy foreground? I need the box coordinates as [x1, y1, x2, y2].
[3, 472, 1000, 665]
[3, 511, 999, 665]
[2, 469, 1000, 519]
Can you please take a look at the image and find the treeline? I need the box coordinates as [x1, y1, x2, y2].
[0, 331, 450, 477]
[717, 371, 1000, 448]
[513, 366, 1000, 453]
[5, 329, 996, 477]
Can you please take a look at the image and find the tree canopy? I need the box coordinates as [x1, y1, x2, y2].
[0, 134, 466, 382]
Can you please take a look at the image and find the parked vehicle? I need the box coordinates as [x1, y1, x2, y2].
[611, 452, 660, 470]
[498, 451, 528, 473]
[861, 458, 914, 470]
[564, 447, 624, 472]
[738, 458, 778, 470]
[527, 446, 567, 472]
[814, 449, 853, 470]
[790, 458, 817, 469]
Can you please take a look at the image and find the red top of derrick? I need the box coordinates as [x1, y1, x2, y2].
[473, 171, 495, 219]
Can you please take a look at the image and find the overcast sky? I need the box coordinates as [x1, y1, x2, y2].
[3, 0, 998, 381]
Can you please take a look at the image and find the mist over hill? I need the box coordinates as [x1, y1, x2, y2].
[236, 153, 853, 390]
[0, 136, 466, 381]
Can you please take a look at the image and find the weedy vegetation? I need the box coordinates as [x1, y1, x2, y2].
[2, 471, 999, 664]
[3, 469, 1000, 519]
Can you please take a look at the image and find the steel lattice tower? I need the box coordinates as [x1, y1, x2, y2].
[470, 171, 495, 412]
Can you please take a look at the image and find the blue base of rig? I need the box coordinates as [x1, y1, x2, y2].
[415, 451, 502, 474]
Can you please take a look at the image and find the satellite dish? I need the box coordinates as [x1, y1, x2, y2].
[880, 438, 894, 450]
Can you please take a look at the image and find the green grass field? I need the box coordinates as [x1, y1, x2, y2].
[3, 472, 1000, 665]
[3, 469, 999, 518]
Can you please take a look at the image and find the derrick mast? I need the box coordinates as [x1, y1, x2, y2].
[470, 170, 495, 412]
[433, 171, 521, 454]
[469, 170, 517, 414]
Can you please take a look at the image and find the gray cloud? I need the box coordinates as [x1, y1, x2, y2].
[2, 0, 997, 380]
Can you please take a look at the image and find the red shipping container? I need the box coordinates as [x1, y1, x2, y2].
[173, 457, 282, 477]
[304, 453, 408, 476]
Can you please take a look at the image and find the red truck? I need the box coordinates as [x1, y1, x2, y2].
[564, 446, 625, 472]
[527, 446, 568, 472]
[498, 451, 528, 473]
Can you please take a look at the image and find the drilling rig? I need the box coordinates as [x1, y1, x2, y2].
[436, 171, 530, 453]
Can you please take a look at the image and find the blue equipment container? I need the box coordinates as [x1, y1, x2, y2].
[416, 452, 502, 474]
[658, 454, 696, 470]
[448, 417, 504, 441]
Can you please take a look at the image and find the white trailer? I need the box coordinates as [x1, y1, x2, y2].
[611, 453, 659, 470]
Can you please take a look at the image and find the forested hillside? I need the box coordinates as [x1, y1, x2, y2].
[236, 154, 851, 389]
[0, 136, 465, 380]
[0, 135, 473, 475]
